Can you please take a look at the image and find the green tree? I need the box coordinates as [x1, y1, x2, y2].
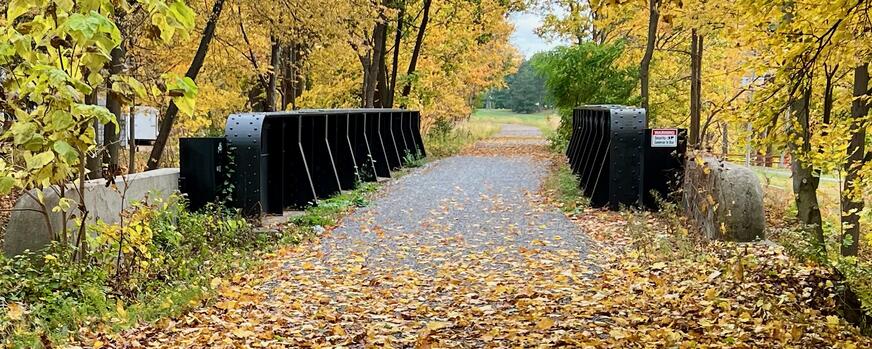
[0, 0, 197, 254]
[532, 42, 639, 144]
[507, 59, 547, 114]
[483, 87, 512, 109]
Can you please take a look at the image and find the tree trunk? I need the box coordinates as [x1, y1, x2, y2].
[281, 43, 307, 110]
[387, 6, 404, 108]
[105, 40, 125, 176]
[147, 0, 226, 171]
[841, 63, 869, 257]
[265, 37, 280, 112]
[376, 58, 389, 107]
[689, 28, 701, 148]
[281, 46, 289, 110]
[789, 82, 825, 250]
[128, 100, 136, 173]
[363, 22, 387, 108]
[399, 0, 432, 107]
[639, 0, 660, 125]
[85, 91, 102, 179]
[374, 22, 390, 108]
[295, 61, 306, 103]
[360, 53, 371, 107]
[823, 65, 836, 127]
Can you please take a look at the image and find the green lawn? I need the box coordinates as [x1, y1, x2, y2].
[423, 109, 560, 158]
[753, 166, 843, 226]
[470, 108, 560, 134]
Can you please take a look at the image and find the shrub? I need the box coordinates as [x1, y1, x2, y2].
[0, 195, 263, 346]
[531, 42, 639, 148]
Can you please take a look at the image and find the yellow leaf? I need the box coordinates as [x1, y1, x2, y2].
[349, 264, 363, 273]
[536, 317, 555, 330]
[302, 261, 315, 270]
[333, 324, 347, 336]
[210, 277, 222, 289]
[482, 327, 499, 341]
[704, 287, 718, 301]
[6, 303, 24, 321]
[116, 299, 128, 319]
[216, 300, 238, 310]
[426, 321, 451, 331]
[826, 315, 840, 328]
[232, 328, 255, 338]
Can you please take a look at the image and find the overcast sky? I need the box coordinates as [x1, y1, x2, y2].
[509, 11, 566, 59]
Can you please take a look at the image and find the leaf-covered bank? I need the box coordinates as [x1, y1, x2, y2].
[538, 152, 871, 347]
[0, 182, 381, 347]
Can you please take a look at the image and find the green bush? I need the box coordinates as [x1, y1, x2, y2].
[291, 183, 376, 229]
[424, 115, 500, 157]
[532, 42, 639, 148]
[543, 160, 587, 214]
[0, 196, 265, 347]
[403, 150, 425, 168]
[1, 175, 386, 347]
[0, 245, 110, 346]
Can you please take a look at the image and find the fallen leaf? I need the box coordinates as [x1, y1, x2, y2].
[426, 321, 451, 331]
[7, 303, 23, 321]
[536, 317, 555, 330]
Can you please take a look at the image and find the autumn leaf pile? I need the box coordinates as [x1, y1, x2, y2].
[461, 125, 551, 158]
[76, 133, 871, 348]
[78, 212, 870, 348]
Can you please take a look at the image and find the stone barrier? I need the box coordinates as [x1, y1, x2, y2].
[2, 168, 180, 257]
[683, 155, 765, 242]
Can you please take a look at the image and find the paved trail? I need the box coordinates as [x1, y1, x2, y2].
[321, 124, 586, 274]
[114, 124, 596, 348]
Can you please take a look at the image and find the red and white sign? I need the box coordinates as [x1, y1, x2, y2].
[651, 128, 678, 147]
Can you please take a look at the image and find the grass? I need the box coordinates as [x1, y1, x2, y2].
[424, 109, 560, 158]
[424, 121, 500, 157]
[753, 166, 843, 227]
[542, 159, 587, 214]
[471, 109, 560, 135]
[290, 182, 379, 230]
[1, 180, 385, 348]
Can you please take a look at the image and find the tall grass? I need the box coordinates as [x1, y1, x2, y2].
[424, 109, 559, 158]
[471, 109, 559, 134]
[424, 117, 501, 157]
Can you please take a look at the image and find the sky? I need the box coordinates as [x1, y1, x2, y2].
[509, 11, 566, 59]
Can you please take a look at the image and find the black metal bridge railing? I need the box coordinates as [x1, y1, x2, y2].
[180, 109, 425, 215]
[565, 105, 686, 210]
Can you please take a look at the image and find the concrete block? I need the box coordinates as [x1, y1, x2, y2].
[683, 156, 765, 242]
[3, 168, 180, 257]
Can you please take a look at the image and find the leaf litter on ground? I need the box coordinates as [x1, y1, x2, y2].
[76, 126, 869, 348]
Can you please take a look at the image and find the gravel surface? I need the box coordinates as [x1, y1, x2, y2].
[316, 124, 587, 274]
[111, 124, 595, 347]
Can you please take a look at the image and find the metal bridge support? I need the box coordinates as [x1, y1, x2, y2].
[181, 109, 427, 216]
[566, 105, 686, 210]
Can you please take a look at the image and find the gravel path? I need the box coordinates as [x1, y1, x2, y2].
[320, 124, 586, 274]
[112, 124, 594, 347]
[102, 123, 872, 348]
